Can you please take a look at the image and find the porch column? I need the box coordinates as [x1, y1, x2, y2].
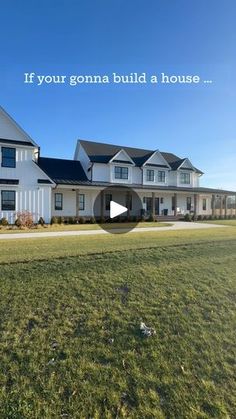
[224, 195, 228, 218]
[194, 194, 198, 218]
[220, 195, 223, 217]
[152, 192, 155, 218]
[76, 189, 80, 217]
[100, 190, 104, 219]
[212, 194, 216, 217]
[174, 193, 177, 217]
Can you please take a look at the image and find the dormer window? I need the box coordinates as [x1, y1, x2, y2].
[146, 169, 154, 182]
[114, 166, 128, 179]
[180, 172, 190, 184]
[158, 171, 166, 183]
[1, 147, 16, 168]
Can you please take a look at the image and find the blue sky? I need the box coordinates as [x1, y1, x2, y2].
[0, 0, 235, 189]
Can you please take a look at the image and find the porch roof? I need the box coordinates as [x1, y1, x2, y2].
[55, 180, 236, 195]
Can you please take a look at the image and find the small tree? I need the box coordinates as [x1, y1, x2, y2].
[15, 211, 34, 228]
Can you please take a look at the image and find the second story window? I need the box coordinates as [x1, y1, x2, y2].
[180, 172, 190, 184]
[158, 171, 166, 183]
[146, 169, 154, 181]
[114, 166, 128, 180]
[55, 193, 63, 210]
[1, 147, 16, 168]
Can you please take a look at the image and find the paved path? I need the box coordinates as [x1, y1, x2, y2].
[0, 221, 227, 240]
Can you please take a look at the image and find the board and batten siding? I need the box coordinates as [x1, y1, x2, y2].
[0, 144, 53, 223]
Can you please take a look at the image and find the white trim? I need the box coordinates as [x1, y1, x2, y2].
[142, 150, 171, 169]
[109, 148, 135, 165]
[0, 105, 39, 147]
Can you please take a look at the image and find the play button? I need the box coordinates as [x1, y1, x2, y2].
[110, 201, 127, 218]
[93, 185, 143, 234]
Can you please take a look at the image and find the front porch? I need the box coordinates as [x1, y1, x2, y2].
[51, 186, 236, 221]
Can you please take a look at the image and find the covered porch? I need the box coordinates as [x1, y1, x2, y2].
[51, 185, 236, 221]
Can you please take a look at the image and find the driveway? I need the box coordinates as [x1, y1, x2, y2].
[0, 221, 227, 240]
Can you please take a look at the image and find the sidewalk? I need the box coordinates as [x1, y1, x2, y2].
[0, 221, 227, 240]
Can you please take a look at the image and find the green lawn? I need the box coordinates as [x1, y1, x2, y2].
[0, 228, 236, 418]
[0, 221, 170, 234]
[204, 219, 236, 227]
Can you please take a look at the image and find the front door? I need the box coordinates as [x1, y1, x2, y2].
[155, 197, 160, 215]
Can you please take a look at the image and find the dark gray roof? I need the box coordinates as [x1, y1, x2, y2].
[38, 157, 88, 184]
[55, 180, 236, 195]
[79, 139, 203, 174]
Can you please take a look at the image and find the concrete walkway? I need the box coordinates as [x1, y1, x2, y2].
[0, 221, 227, 240]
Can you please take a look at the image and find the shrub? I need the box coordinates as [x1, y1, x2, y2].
[79, 216, 86, 224]
[15, 218, 22, 227]
[184, 213, 192, 222]
[1, 217, 8, 226]
[197, 215, 203, 221]
[15, 211, 34, 228]
[147, 214, 154, 222]
[38, 217, 45, 226]
[89, 217, 96, 224]
[51, 216, 58, 225]
[208, 214, 213, 220]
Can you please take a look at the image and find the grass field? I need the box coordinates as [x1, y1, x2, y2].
[0, 227, 236, 418]
[0, 221, 170, 234]
[202, 219, 236, 227]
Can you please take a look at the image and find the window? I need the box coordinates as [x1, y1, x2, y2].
[1, 190, 16, 210]
[105, 194, 112, 211]
[55, 193, 63, 210]
[143, 197, 152, 212]
[114, 166, 128, 179]
[180, 172, 190, 184]
[202, 198, 207, 211]
[172, 196, 175, 211]
[146, 169, 154, 182]
[1, 147, 16, 168]
[160, 197, 164, 204]
[158, 171, 166, 183]
[187, 197, 192, 211]
[126, 193, 132, 210]
[79, 194, 85, 211]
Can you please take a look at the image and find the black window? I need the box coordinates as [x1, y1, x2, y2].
[180, 172, 190, 184]
[143, 197, 152, 212]
[187, 197, 192, 211]
[1, 147, 16, 168]
[172, 196, 175, 211]
[105, 194, 112, 211]
[158, 171, 165, 182]
[1, 190, 16, 210]
[126, 193, 132, 210]
[55, 193, 63, 210]
[202, 198, 207, 211]
[79, 194, 85, 210]
[146, 169, 154, 182]
[114, 166, 128, 179]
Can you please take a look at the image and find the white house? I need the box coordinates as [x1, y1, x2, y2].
[0, 106, 235, 223]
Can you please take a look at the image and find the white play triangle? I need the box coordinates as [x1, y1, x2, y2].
[110, 200, 128, 218]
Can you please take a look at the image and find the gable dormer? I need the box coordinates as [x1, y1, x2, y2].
[142, 150, 170, 185]
[109, 149, 135, 184]
[109, 149, 135, 165]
